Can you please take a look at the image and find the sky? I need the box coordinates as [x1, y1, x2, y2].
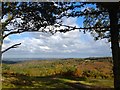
[2, 3, 112, 59]
[2, 16, 112, 59]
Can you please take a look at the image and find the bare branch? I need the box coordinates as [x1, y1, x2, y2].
[3, 29, 25, 39]
[2, 43, 21, 54]
[3, 26, 48, 39]
[55, 23, 110, 33]
[4, 29, 11, 31]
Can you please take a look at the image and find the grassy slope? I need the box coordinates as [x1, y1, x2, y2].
[2, 58, 114, 89]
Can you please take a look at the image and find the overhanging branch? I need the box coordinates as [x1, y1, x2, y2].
[3, 26, 50, 39]
[57, 10, 108, 19]
[3, 23, 118, 39]
[2, 43, 21, 54]
[2, 15, 14, 28]
[3, 29, 25, 39]
[55, 23, 110, 33]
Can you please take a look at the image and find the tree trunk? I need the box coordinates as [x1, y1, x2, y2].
[0, 30, 2, 90]
[0, 2, 2, 89]
[109, 6, 120, 89]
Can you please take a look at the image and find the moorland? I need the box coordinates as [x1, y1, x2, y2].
[2, 57, 114, 89]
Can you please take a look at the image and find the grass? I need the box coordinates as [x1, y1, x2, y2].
[79, 79, 114, 88]
[55, 77, 114, 88]
[2, 75, 76, 89]
[2, 75, 114, 89]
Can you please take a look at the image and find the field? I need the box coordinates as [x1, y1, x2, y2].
[2, 57, 114, 89]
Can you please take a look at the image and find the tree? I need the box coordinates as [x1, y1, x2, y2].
[90, 3, 120, 89]
[0, 2, 60, 57]
[0, 3, 60, 88]
[54, 2, 120, 89]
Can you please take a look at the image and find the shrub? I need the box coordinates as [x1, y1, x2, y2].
[82, 70, 100, 78]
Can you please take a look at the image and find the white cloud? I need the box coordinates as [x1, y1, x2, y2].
[39, 46, 51, 50]
[2, 17, 111, 58]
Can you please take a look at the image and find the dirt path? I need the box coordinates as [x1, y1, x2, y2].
[65, 82, 113, 90]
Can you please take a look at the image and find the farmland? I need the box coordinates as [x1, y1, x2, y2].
[2, 57, 114, 89]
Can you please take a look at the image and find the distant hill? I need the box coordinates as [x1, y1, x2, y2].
[2, 57, 112, 64]
[2, 60, 22, 64]
[84, 57, 112, 61]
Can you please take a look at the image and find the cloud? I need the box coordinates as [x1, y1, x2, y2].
[3, 17, 111, 58]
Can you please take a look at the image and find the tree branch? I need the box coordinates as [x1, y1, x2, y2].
[2, 15, 14, 28]
[57, 10, 108, 19]
[3, 23, 118, 39]
[55, 23, 110, 33]
[3, 29, 25, 39]
[3, 26, 48, 39]
[2, 43, 21, 54]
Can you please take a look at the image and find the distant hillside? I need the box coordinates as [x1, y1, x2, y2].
[2, 60, 22, 64]
[84, 57, 112, 61]
[2, 57, 112, 64]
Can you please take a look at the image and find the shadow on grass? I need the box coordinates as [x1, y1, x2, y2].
[2, 73, 113, 90]
[2, 73, 76, 90]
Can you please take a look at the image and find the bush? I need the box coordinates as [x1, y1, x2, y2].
[82, 70, 100, 78]
[74, 68, 83, 77]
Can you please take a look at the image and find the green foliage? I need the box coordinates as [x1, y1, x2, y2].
[57, 2, 119, 41]
[2, 59, 78, 76]
[82, 70, 100, 78]
[2, 2, 59, 31]
[2, 64, 10, 70]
